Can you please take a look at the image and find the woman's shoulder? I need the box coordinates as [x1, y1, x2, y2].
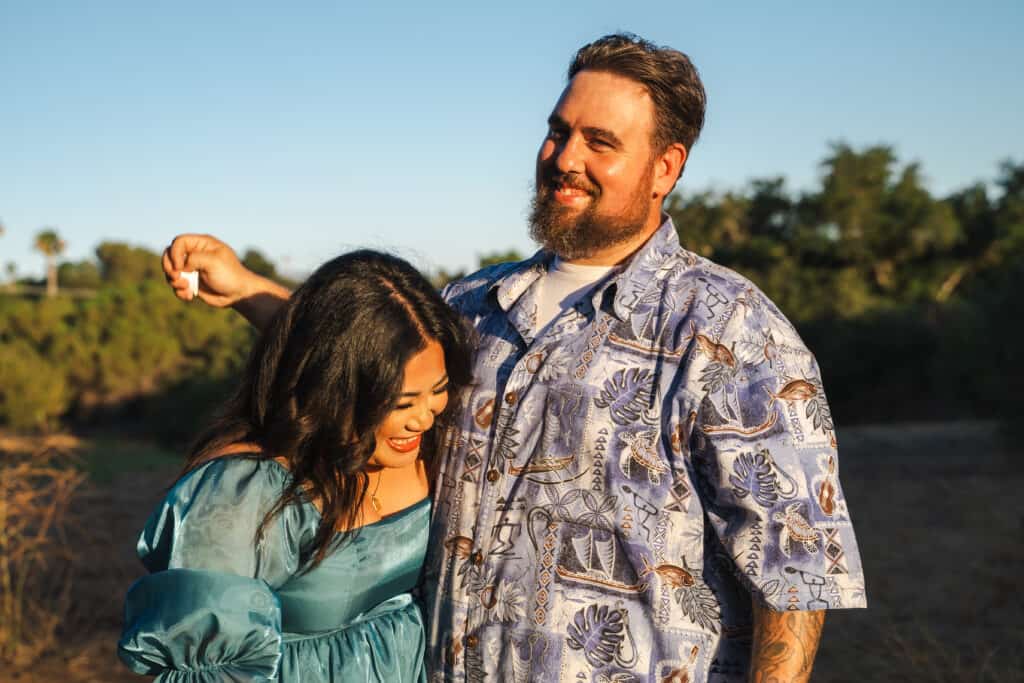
[173, 449, 290, 499]
[139, 450, 311, 577]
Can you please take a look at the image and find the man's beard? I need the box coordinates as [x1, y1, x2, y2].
[528, 169, 654, 261]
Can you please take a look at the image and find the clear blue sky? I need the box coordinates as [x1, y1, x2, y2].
[2, 1, 1021, 280]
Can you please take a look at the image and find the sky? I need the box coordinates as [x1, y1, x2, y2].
[1, 1, 1021, 280]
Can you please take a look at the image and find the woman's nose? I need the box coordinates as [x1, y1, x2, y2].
[408, 403, 435, 432]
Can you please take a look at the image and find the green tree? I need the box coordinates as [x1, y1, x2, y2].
[477, 250, 525, 269]
[241, 249, 278, 279]
[95, 242, 162, 284]
[430, 267, 467, 290]
[242, 249, 297, 288]
[430, 250, 525, 290]
[990, 159, 1024, 261]
[34, 228, 66, 297]
[0, 340, 69, 431]
[58, 260, 102, 290]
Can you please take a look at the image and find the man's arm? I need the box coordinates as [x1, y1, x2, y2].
[230, 277, 291, 331]
[162, 234, 290, 331]
[749, 601, 825, 683]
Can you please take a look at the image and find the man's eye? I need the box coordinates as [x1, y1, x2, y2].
[395, 403, 413, 410]
[433, 384, 450, 395]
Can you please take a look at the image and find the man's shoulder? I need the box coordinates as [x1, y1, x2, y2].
[665, 249, 801, 340]
[662, 248, 765, 305]
[441, 259, 534, 313]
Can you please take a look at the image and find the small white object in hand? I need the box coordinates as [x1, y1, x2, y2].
[181, 271, 199, 298]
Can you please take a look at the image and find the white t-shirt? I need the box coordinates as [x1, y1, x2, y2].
[535, 257, 618, 336]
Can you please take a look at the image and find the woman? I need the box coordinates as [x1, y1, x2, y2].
[118, 250, 473, 682]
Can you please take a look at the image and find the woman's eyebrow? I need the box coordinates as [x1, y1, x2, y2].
[399, 375, 449, 397]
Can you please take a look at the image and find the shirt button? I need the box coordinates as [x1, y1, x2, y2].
[486, 469, 500, 483]
[471, 550, 483, 566]
[466, 634, 479, 648]
[505, 391, 518, 405]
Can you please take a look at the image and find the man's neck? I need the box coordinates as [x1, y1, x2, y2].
[563, 211, 665, 266]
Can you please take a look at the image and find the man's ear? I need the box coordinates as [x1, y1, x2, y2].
[652, 143, 688, 199]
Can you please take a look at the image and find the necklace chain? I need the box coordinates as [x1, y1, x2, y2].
[370, 469, 383, 513]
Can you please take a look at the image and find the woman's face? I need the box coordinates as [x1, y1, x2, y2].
[370, 339, 450, 468]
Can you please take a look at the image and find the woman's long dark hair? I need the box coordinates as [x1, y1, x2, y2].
[183, 250, 473, 569]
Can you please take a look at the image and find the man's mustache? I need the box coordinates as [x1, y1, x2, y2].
[539, 172, 598, 197]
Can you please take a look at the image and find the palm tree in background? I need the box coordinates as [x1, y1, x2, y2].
[34, 228, 66, 297]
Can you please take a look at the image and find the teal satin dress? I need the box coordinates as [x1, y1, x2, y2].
[118, 456, 429, 682]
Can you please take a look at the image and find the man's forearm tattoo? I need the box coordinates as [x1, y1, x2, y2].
[749, 604, 825, 683]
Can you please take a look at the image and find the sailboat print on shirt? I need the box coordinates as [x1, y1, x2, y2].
[556, 527, 646, 595]
[608, 305, 685, 359]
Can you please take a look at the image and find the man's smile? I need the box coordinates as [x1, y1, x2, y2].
[544, 174, 597, 208]
[553, 186, 591, 206]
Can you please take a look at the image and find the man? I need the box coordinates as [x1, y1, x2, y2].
[165, 33, 865, 682]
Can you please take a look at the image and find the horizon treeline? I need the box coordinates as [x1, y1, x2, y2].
[0, 143, 1021, 435]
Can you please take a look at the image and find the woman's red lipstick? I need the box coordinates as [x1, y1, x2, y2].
[386, 434, 422, 453]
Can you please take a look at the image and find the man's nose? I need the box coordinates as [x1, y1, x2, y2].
[552, 135, 583, 174]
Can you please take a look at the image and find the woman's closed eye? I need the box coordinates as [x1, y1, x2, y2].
[395, 385, 448, 410]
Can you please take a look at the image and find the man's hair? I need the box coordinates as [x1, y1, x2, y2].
[569, 33, 706, 155]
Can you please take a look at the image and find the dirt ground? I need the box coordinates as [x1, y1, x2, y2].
[3, 420, 1022, 683]
[813, 421, 1024, 682]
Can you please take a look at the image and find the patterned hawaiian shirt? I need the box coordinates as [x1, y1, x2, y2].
[424, 217, 866, 682]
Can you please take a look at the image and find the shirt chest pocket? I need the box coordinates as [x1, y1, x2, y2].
[502, 384, 594, 484]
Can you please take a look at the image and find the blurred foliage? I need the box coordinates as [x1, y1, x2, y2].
[74, 436, 180, 484]
[56, 260, 101, 290]
[0, 242, 255, 435]
[668, 144, 1024, 318]
[0, 145, 1021, 437]
[667, 144, 1023, 425]
[95, 241, 164, 284]
[432, 249, 526, 289]
[478, 249, 525, 269]
[242, 248, 299, 289]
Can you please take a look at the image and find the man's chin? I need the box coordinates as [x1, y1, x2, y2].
[535, 228, 596, 261]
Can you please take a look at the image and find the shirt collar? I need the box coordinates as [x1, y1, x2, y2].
[489, 214, 681, 320]
[490, 249, 551, 312]
[605, 214, 683, 321]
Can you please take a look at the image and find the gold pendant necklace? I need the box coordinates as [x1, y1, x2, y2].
[370, 469, 383, 513]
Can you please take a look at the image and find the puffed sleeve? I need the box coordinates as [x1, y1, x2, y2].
[689, 293, 867, 613]
[118, 457, 313, 681]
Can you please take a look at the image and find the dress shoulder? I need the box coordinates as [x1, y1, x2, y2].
[138, 456, 314, 588]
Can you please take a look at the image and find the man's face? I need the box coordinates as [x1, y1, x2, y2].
[530, 69, 661, 261]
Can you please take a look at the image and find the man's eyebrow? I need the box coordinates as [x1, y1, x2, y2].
[399, 375, 450, 397]
[546, 115, 622, 148]
[581, 126, 622, 148]
[547, 114, 569, 129]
